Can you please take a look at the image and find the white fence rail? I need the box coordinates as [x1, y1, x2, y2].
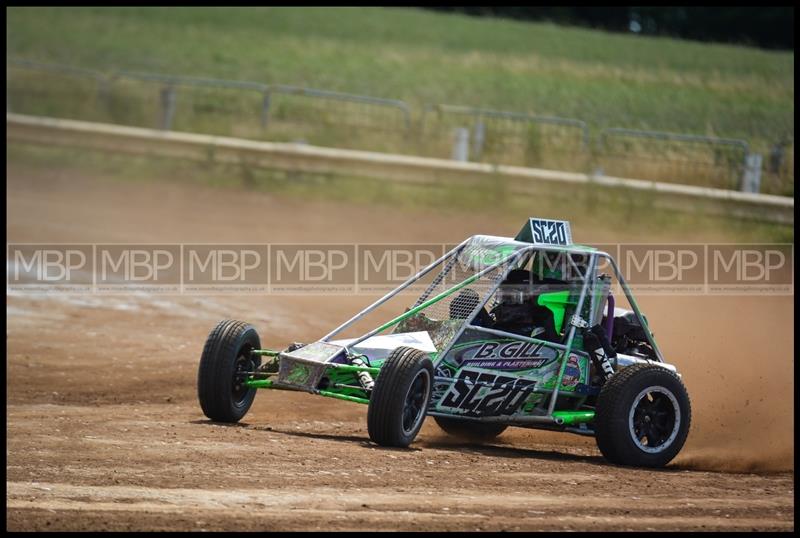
[7, 113, 793, 225]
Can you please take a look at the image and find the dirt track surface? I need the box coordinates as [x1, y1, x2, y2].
[6, 163, 794, 531]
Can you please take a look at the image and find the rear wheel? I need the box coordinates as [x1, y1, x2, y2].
[434, 416, 508, 442]
[367, 347, 433, 448]
[594, 363, 691, 468]
[197, 320, 261, 423]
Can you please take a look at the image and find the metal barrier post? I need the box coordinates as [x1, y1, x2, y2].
[472, 119, 485, 161]
[159, 85, 176, 130]
[741, 153, 763, 193]
[452, 127, 470, 161]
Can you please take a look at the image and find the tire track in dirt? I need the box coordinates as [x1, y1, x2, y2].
[7, 481, 793, 532]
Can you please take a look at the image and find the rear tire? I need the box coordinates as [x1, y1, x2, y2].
[434, 416, 508, 442]
[367, 347, 434, 448]
[594, 363, 691, 468]
[197, 320, 261, 423]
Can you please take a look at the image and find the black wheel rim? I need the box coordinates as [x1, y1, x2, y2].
[402, 370, 430, 434]
[231, 346, 255, 406]
[629, 386, 680, 453]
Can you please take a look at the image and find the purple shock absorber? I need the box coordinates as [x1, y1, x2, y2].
[605, 293, 615, 342]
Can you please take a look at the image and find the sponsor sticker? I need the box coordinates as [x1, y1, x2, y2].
[451, 340, 560, 371]
[438, 368, 537, 417]
[560, 353, 583, 388]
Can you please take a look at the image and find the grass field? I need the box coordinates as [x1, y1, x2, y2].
[6, 7, 795, 194]
[7, 8, 794, 142]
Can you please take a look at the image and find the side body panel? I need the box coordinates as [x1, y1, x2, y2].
[429, 329, 590, 418]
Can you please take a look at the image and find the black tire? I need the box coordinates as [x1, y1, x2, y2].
[594, 363, 691, 468]
[197, 319, 261, 423]
[367, 347, 434, 448]
[434, 416, 508, 442]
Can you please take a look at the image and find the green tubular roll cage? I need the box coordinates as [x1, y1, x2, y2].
[243, 229, 664, 431]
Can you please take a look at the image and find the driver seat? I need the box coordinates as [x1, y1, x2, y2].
[491, 269, 561, 341]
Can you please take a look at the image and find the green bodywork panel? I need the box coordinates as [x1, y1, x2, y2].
[429, 330, 590, 419]
[244, 337, 595, 425]
[537, 289, 576, 334]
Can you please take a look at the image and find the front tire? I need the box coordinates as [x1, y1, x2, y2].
[367, 347, 434, 448]
[434, 416, 508, 442]
[197, 320, 261, 423]
[594, 363, 691, 468]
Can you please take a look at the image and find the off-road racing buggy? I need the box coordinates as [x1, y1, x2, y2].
[197, 218, 691, 468]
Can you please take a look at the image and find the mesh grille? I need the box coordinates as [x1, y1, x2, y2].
[394, 242, 519, 352]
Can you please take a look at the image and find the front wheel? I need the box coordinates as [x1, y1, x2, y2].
[197, 319, 261, 423]
[594, 363, 691, 468]
[367, 347, 434, 448]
